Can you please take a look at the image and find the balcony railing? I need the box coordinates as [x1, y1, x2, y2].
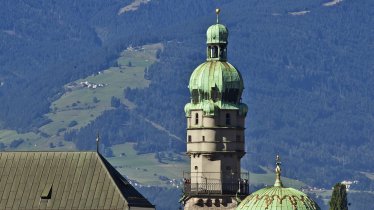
[182, 172, 249, 196]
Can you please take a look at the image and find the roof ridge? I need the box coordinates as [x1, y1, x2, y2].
[96, 153, 154, 208]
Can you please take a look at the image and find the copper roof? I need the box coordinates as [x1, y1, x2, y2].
[0, 151, 154, 210]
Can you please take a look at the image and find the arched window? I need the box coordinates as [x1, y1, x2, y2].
[226, 113, 231, 125]
[195, 113, 199, 125]
[211, 46, 218, 58]
[192, 89, 199, 103]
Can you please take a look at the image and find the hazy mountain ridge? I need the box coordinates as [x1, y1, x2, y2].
[0, 1, 373, 208]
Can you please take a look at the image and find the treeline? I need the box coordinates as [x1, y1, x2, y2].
[1, 0, 374, 196]
[348, 192, 374, 210]
[136, 186, 183, 210]
[63, 106, 184, 153]
[0, 0, 222, 131]
[124, 0, 374, 190]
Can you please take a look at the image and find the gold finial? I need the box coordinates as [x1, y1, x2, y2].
[216, 8, 221, 23]
[96, 132, 100, 153]
[274, 154, 283, 187]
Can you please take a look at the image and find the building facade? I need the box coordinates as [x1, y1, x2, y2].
[181, 9, 249, 210]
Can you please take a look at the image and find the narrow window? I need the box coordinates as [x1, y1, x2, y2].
[226, 113, 231, 125]
[202, 136, 205, 142]
[195, 166, 198, 170]
[212, 46, 218, 58]
[195, 113, 199, 125]
[188, 135, 192, 142]
[192, 89, 199, 103]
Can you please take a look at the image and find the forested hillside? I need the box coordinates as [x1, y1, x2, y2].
[127, 0, 374, 189]
[1, 0, 374, 209]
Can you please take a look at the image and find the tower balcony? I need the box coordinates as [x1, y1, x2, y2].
[182, 172, 249, 196]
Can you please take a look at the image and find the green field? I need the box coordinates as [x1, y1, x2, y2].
[0, 130, 38, 144]
[108, 143, 189, 186]
[40, 43, 162, 136]
[0, 43, 163, 150]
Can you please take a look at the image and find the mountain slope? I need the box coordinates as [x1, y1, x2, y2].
[0, 0, 373, 195]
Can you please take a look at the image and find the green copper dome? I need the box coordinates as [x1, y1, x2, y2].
[237, 187, 321, 210]
[185, 9, 247, 117]
[237, 156, 321, 210]
[206, 24, 228, 44]
[186, 61, 245, 113]
[189, 61, 243, 97]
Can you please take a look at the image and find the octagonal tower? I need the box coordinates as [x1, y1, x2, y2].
[181, 9, 249, 210]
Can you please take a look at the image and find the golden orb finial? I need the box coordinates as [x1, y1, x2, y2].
[216, 8, 221, 23]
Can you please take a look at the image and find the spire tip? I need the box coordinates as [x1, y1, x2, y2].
[274, 154, 283, 187]
[215, 8, 220, 23]
[96, 132, 100, 153]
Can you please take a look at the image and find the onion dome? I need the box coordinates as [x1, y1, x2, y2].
[185, 9, 247, 117]
[189, 61, 244, 102]
[206, 24, 228, 44]
[237, 156, 321, 210]
[206, 9, 228, 44]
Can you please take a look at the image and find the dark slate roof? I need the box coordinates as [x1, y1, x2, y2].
[0, 151, 154, 210]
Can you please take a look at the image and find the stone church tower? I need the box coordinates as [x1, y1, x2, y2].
[181, 9, 249, 210]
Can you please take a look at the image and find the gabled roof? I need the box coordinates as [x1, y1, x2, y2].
[0, 151, 154, 210]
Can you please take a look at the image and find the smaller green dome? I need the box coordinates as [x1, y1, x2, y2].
[237, 187, 320, 210]
[237, 155, 320, 210]
[207, 24, 228, 44]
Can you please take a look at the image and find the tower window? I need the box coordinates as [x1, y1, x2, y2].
[226, 113, 231, 125]
[202, 136, 205, 142]
[188, 135, 192, 142]
[192, 89, 199, 103]
[195, 113, 199, 125]
[221, 47, 227, 59]
[211, 46, 218, 58]
[195, 166, 198, 170]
